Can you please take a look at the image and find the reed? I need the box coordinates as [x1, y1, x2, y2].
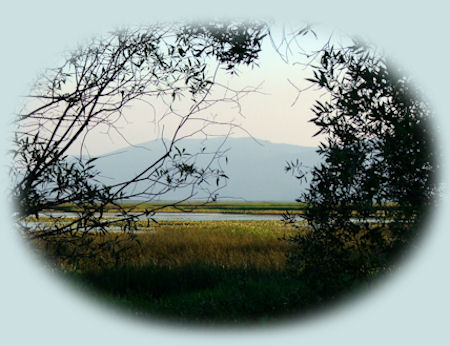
[30, 220, 389, 323]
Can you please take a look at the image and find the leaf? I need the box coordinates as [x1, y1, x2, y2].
[86, 157, 98, 165]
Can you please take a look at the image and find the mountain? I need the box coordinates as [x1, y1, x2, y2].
[91, 137, 322, 202]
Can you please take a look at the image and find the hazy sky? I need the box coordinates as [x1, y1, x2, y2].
[69, 25, 331, 156]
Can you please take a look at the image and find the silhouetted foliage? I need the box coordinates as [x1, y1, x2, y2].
[11, 21, 269, 266]
[287, 42, 436, 295]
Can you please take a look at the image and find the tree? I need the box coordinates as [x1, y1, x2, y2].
[286, 42, 436, 294]
[11, 21, 269, 266]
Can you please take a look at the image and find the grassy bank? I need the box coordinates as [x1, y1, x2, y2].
[33, 220, 325, 323]
[32, 219, 387, 324]
[48, 201, 306, 215]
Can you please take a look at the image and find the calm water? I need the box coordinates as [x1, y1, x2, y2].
[37, 211, 282, 221]
[21, 212, 283, 232]
[151, 212, 280, 221]
[23, 212, 387, 231]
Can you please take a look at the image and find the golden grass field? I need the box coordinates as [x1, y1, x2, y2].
[34, 220, 304, 273]
[28, 214, 399, 323]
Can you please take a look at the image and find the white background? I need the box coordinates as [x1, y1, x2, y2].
[1, 1, 449, 345]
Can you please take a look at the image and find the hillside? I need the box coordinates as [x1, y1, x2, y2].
[91, 137, 321, 202]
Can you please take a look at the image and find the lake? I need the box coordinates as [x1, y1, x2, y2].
[21, 212, 285, 232]
[22, 212, 388, 232]
[37, 211, 282, 221]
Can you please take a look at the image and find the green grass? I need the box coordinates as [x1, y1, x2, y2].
[32, 219, 388, 324]
[48, 201, 307, 215]
[33, 220, 315, 323]
[71, 264, 315, 324]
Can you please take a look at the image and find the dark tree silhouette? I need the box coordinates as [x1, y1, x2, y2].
[286, 42, 436, 294]
[11, 22, 269, 265]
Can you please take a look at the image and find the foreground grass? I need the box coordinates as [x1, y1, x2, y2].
[32, 220, 386, 324]
[74, 264, 317, 324]
[38, 221, 295, 270]
[33, 220, 321, 323]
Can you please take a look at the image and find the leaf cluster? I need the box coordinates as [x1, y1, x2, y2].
[287, 42, 437, 290]
[11, 22, 269, 261]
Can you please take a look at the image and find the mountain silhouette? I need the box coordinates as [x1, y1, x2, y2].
[91, 137, 321, 202]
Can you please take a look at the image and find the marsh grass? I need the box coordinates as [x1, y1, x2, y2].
[35, 221, 298, 271]
[31, 219, 390, 324]
[31, 220, 322, 323]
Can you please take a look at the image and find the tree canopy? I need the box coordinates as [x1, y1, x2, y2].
[286, 42, 436, 292]
[11, 21, 269, 263]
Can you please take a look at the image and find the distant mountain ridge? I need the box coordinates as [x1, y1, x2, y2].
[92, 137, 322, 202]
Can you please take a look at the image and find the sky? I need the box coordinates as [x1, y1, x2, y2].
[58, 24, 332, 156]
[1, 2, 450, 346]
